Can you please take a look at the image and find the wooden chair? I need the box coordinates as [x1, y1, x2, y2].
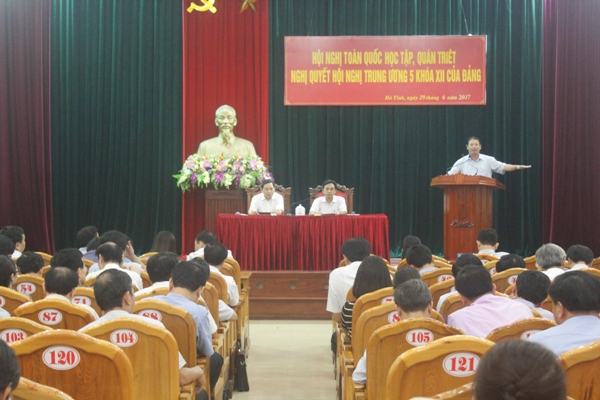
[475, 254, 499, 263]
[559, 339, 600, 400]
[208, 272, 229, 303]
[485, 318, 557, 342]
[483, 260, 499, 274]
[540, 295, 553, 312]
[439, 293, 464, 318]
[429, 279, 455, 310]
[523, 255, 537, 270]
[396, 259, 408, 268]
[430, 382, 473, 400]
[491, 268, 527, 293]
[14, 299, 97, 330]
[134, 286, 169, 301]
[0, 286, 32, 315]
[139, 252, 158, 266]
[11, 330, 134, 400]
[433, 259, 452, 269]
[85, 275, 139, 292]
[40, 265, 51, 277]
[351, 287, 395, 337]
[12, 377, 74, 400]
[309, 183, 354, 213]
[140, 271, 152, 289]
[71, 287, 101, 316]
[364, 318, 464, 400]
[200, 282, 220, 325]
[385, 335, 495, 400]
[591, 257, 600, 270]
[14, 274, 45, 301]
[421, 268, 453, 287]
[34, 252, 53, 266]
[208, 271, 236, 356]
[245, 183, 292, 215]
[580, 267, 600, 279]
[0, 317, 51, 343]
[82, 259, 94, 269]
[81, 317, 183, 399]
[504, 284, 515, 295]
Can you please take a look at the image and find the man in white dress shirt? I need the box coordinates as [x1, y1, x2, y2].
[85, 242, 143, 292]
[536, 243, 566, 280]
[309, 180, 348, 215]
[43, 266, 99, 319]
[76, 225, 98, 254]
[248, 179, 284, 215]
[476, 229, 509, 258]
[86, 230, 144, 275]
[0, 226, 25, 259]
[566, 244, 594, 270]
[187, 230, 233, 261]
[512, 270, 554, 320]
[405, 244, 437, 275]
[203, 243, 238, 322]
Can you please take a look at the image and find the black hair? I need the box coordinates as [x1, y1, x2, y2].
[0, 226, 24, 247]
[0, 339, 20, 392]
[86, 237, 100, 252]
[50, 248, 84, 273]
[452, 254, 483, 277]
[44, 267, 79, 295]
[147, 252, 179, 283]
[99, 230, 130, 251]
[455, 265, 493, 301]
[204, 242, 228, 266]
[477, 229, 498, 246]
[96, 242, 123, 264]
[405, 244, 433, 269]
[94, 269, 133, 311]
[496, 254, 526, 273]
[322, 179, 337, 188]
[195, 230, 217, 245]
[393, 266, 421, 288]
[76, 226, 98, 248]
[352, 256, 392, 298]
[151, 231, 177, 253]
[341, 237, 370, 263]
[16, 251, 44, 274]
[0, 256, 17, 288]
[394, 279, 432, 312]
[566, 244, 594, 265]
[171, 260, 209, 292]
[516, 271, 551, 305]
[466, 136, 480, 145]
[548, 271, 600, 313]
[0, 235, 14, 256]
[260, 179, 274, 189]
[401, 235, 421, 256]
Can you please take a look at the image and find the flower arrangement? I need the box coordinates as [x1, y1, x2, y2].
[173, 154, 273, 192]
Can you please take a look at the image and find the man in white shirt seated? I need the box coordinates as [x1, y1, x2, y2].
[536, 243, 566, 280]
[248, 179, 284, 215]
[495, 254, 526, 273]
[187, 230, 233, 261]
[309, 180, 347, 215]
[43, 266, 99, 319]
[204, 243, 239, 322]
[405, 244, 437, 275]
[0, 226, 25, 259]
[87, 230, 144, 275]
[51, 248, 88, 285]
[512, 270, 554, 320]
[565, 244, 594, 270]
[0, 256, 17, 318]
[86, 242, 144, 292]
[475, 228, 509, 258]
[76, 225, 98, 254]
[436, 254, 483, 312]
[79, 269, 207, 397]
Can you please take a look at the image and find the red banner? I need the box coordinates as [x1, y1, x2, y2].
[284, 36, 487, 106]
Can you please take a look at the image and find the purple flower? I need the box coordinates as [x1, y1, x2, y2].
[190, 173, 198, 185]
[234, 174, 242, 186]
[215, 172, 224, 183]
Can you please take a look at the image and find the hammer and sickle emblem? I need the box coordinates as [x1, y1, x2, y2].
[187, 0, 217, 14]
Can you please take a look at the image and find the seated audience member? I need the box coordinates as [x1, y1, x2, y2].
[326, 238, 371, 323]
[51, 248, 87, 284]
[341, 256, 393, 336]
[474, 340, 566, 400]
[43, 267, 99, 319]
[135, 252, 179, 296]
[476, 228, 508, 258]
[16, 252, 44, 275]
[87, 230, 143, 274]
[392, 266, 421, 288]
[86, 242, 143, 291]
[188, 258, 236, 322]
[151, 230, 177, 253]
[535, 243, 566, 280]
[405, 244, 436, 275]
[400, 235, 421, 260]
[512, 271, 554, 320]
[528, 271, 600, 356]
[566, 244, 594, 270]
[79, 269, 206, 396]
[76, 225, 98, 254]
[447, 265, 532, 337]
[352, 279, 435, 384]
[436, 254, 484, 312]
[187, 230, 233, 260]
[0, 256, 17, 289]
[309, 179, 348, 215]
[0, 236, 14, 257]
[495, 253, 526, 273]
[204, 242, 239, 307]
[82, 237, 100, 262]
[0, 339, 20, 399]
[153, 260, 223, 392]
[248, 179, 284, 215]
[0, 226, 25, 259]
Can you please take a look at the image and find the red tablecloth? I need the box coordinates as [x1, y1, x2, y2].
[215, 214, 390, 271]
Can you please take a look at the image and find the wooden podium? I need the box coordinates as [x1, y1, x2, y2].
[184, 188, 247, 236]
[431, 173, 505, 260]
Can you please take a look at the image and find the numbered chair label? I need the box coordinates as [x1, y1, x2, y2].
[38, 309, 63, 325]
[138, 309, 162, 321]
[110, 329, 139, 347]
[443, 352, 480, 377]
[42, 346, 81, 370]
[381, 296, 394, 304]
[508, 275, 519, 285]
[406, 329, 433, 346]
[16, 283, 36, 295]
[388, 311, 401, 324]
[438, 275, 453, 283]
[521, 329, 541, 340]
[0, 295, 5, 307]
[72, 296, 91, 306]
[1, 328, 27, 343]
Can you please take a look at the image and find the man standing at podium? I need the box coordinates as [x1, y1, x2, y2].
[448, 137, 531, 178]
[197, 105, 257, 157]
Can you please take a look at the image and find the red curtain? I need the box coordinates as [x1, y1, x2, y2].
[542, 0, 600, 254]
[181, 0, 270, 252]
[0, 0, 54, 253]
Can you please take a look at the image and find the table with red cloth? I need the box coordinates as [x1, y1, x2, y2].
[215, 214, 390, 271]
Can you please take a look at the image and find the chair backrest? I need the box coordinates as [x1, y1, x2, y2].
[485, 318, 557, 342]
[12, 376, 75, 400]
[14, 274, 45, 301]
[308, 183, 354, 213]
[366, 318, 464, 400]
[0, 317, 51, 343]
[82, 259, 94, 268]
[421, 268, 454, 287]
[540, 295, 553, 312]
[246, 183, 292, 215]
[433, 259, 452, 269]
[504, 284, 515, 295]
[133, 286, 169, 301]
[491, 267, 527, 293]
[85, 274, 139, 292]
[0, 287, 31, 316]
[385, 335, 494, 400]
[476, 254, 499, 263]
[591, 257, 600, 270]
[35, 252, 53, 266]
[579, 267, 600, 279]
[40, 265, 51, 277]
[351, 287, 395, 337]
[140, 271, 152, 289]
[483, 260, 499, 274]
[14, 299, 97, 330]
[71, 287, 101, 316]
[139, 252, 158, 266]
[429, 279, 456, 309]
[220, 263, 241, 293]
[439, 292, 464, 318]
[431, 382, 474, 400]
[208, 271, 229, 303]
[11, 330, 134, 400]
[523, 255, 537, 270]
[80, 317, 180, 400]
[352, 302, 399, 362]
[133, 299, 197, 367]
[200, 281, 220, 325]
[559, 338, 600, 400]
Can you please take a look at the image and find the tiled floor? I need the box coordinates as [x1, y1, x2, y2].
[233, 320, 336, 400]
